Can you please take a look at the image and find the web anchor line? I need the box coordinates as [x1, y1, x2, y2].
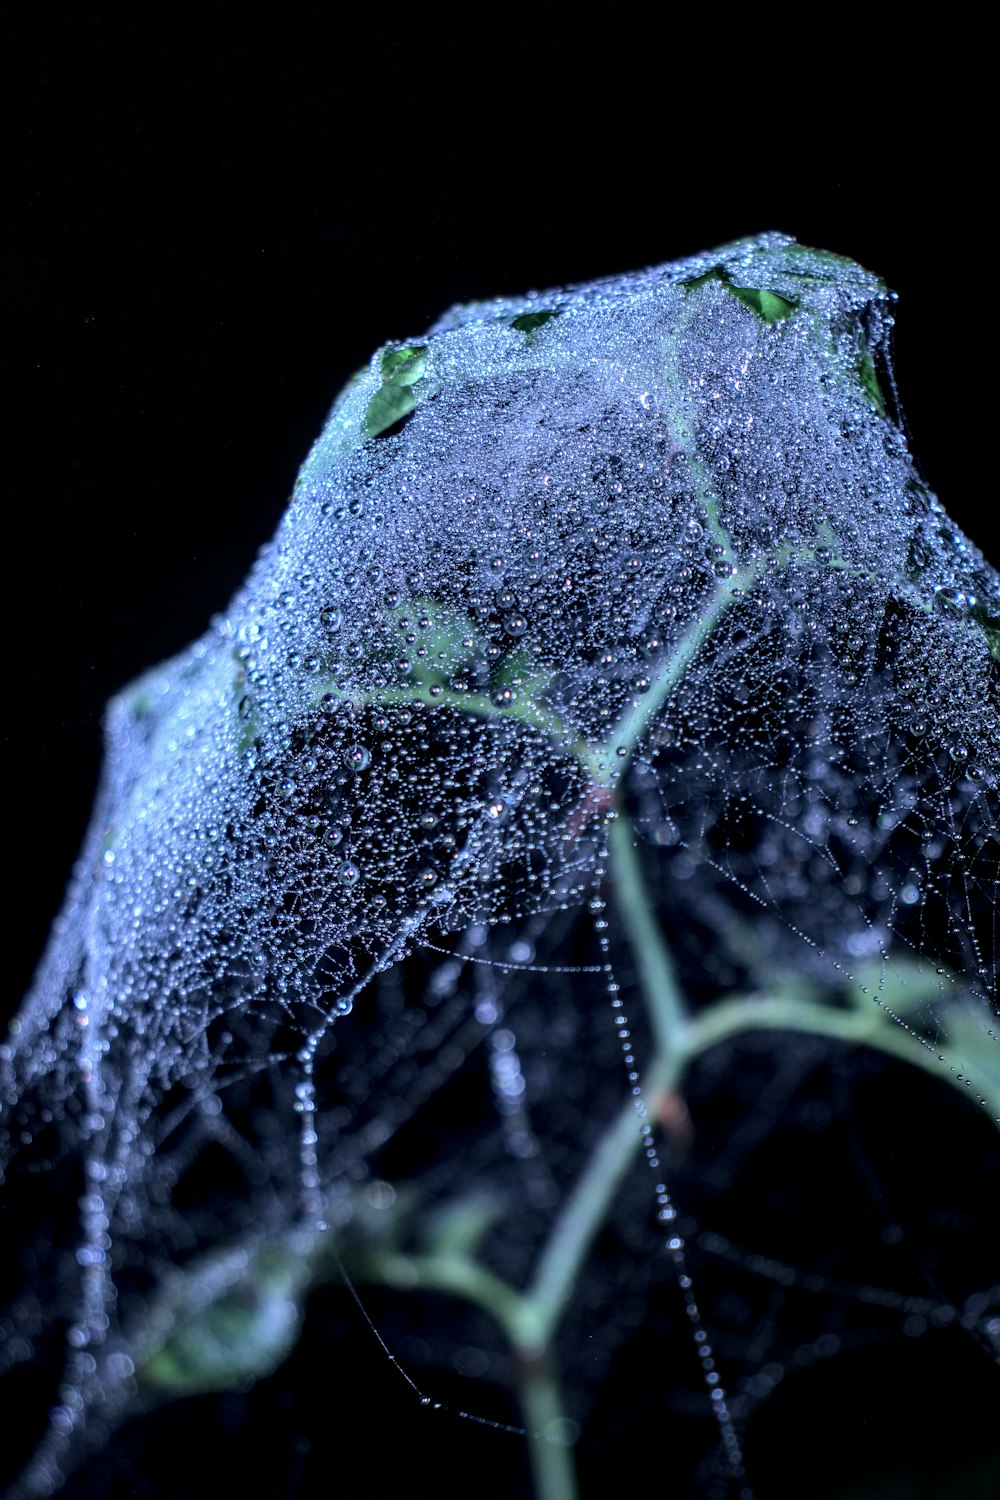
[591, 840, 753, 1498]
[331, 1248, 530, 1438]
[423, 938, 604, 975]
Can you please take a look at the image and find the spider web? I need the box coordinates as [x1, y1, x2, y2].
[1, 234, 998, 1499]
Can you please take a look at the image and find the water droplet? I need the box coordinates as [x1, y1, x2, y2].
[933, 584, 969, 618]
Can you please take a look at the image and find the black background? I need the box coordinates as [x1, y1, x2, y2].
[3, 20, 996, 1499]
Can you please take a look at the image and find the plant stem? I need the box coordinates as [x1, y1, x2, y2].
[605, 813, 689, 1057]
[367, 1251, 537, 1346]
[368, 1250, 580, 1500]
[580, 573, 748, 786]
[687, 992, 1000, 1120]
[520, 1355, 580, 1500]
[526, 1048, 677, 1344]
[373, 684, 569, 743]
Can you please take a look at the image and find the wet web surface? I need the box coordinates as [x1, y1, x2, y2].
[1, 234, 998, 1498]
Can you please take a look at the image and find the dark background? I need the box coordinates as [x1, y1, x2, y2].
[3, 21, 996, 1499]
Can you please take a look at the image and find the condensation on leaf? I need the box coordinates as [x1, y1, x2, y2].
[510, 308, 562, 335]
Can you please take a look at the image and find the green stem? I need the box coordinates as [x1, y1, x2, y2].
[657, 302, 734, 563]
[576, 568, 750, 787]
[606, 814, 689, 1057]
[605, 575, 744, 773]
[368, 1251, 579, 1500]
[316, 566, 751, 796]
[368, 1251, 538, 1347]
[520, 1356, 580, 1500]
[526, 1051, 676, 1345]
[687, 993, 1000, 1119]
[315, 681, 574, 747]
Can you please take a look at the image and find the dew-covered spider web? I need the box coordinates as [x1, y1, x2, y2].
[2, 234, 998, 1499]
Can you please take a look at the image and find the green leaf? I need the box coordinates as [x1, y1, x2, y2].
[679, 269, 719, 291]
[971, 600, 1000, 663]
[511, 309, 561, 335]
[422, 1194, 501, 1258]
[380, 345, 428, 386]
[943, 1004, 1000, 1117]
[364, 383, 418, 439]
[393, 597, 478, 665]
[727, 285, 798, 324]
[680, 267, 797, 324]
[141, 1254, 304, 1394]
[858, 349, 887, 415]
[364, 345, 431, 438]
[849, 957, 954, 1016]
[492, 644, 538, 691]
